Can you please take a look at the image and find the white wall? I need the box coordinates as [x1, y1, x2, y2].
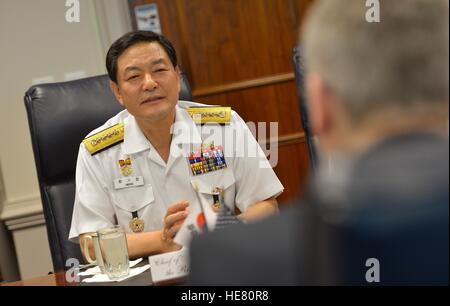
[0, 0, 131, 280]
[0, 0, 104, 207]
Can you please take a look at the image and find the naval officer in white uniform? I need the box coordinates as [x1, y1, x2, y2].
[69, 31, 284, 259]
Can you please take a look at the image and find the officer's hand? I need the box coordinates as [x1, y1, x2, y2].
[161, 200, 189, 243]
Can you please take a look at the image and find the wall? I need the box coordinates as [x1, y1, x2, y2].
[0, 0, 131, 281]
[0, 163, 20, 281]
[127, 0, 313, 203]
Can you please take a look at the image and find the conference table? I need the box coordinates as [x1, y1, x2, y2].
[1, 259, 185, 286]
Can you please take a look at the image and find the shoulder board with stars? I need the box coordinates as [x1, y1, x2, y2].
[82, 123, 124, 155]
[186, 106, 231, 125]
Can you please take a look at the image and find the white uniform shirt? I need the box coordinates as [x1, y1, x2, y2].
[69, 101, 284, 243]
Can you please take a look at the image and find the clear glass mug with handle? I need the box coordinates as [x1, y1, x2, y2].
[98, 225, 130, 280]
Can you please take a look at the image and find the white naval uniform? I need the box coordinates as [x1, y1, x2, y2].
[68, 101, 284, 243]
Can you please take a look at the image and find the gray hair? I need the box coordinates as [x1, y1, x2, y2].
[302, 0, 449, 120]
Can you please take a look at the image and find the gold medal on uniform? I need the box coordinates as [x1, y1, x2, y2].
[212, 187, 223, 210]
[119, 158, 132, 177]
[129, 211, 144, 233]
[212, 195, 221, 210]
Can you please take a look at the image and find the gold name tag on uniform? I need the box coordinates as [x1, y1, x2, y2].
[114, 176, 144, 190]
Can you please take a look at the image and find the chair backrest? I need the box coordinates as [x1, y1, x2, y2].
[24, 72, 193, 272]
[292, 46, 318, 171]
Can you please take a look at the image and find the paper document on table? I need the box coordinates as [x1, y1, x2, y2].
[79, 258, 143, 276]
[81, 264, 150, 283]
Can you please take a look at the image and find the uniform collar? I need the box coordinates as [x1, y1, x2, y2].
[122, 105, 202, 155]
[123, 113, 152, 155]
[171, 105, 202, 146]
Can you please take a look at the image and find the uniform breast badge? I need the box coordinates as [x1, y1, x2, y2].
[129, 211, 144, 233]
[188, 142, 227, 176]
[119, 158, 132, 177]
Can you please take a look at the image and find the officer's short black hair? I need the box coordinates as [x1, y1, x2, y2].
[106, 30, 178, 83]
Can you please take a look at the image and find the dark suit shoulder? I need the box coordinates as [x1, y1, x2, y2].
[189, 207, 307, 285]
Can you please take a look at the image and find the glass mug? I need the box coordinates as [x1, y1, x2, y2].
[98, 225, 130, 280]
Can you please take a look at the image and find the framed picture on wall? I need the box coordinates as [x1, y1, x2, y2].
[134, 3, 162, 33]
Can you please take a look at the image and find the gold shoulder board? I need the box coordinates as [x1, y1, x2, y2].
[186, 106, 231, 124]
[82, 123, 124, 155]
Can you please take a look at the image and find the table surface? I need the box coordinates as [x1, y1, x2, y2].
[0, 259, 184, 286]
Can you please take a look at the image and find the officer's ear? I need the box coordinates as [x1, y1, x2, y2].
[110, 80, 125, 106]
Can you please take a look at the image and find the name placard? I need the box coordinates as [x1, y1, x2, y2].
[148, 247, 189, 284]
[114, 176, 144, 190]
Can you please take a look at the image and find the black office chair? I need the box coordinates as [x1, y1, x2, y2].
[24, 72, 193, 272]
[292, 46, 318, 171]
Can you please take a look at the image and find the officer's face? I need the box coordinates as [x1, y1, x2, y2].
[111, 42, 180, 124]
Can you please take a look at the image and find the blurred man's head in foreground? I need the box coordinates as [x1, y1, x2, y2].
[302, 0, 449, 157]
